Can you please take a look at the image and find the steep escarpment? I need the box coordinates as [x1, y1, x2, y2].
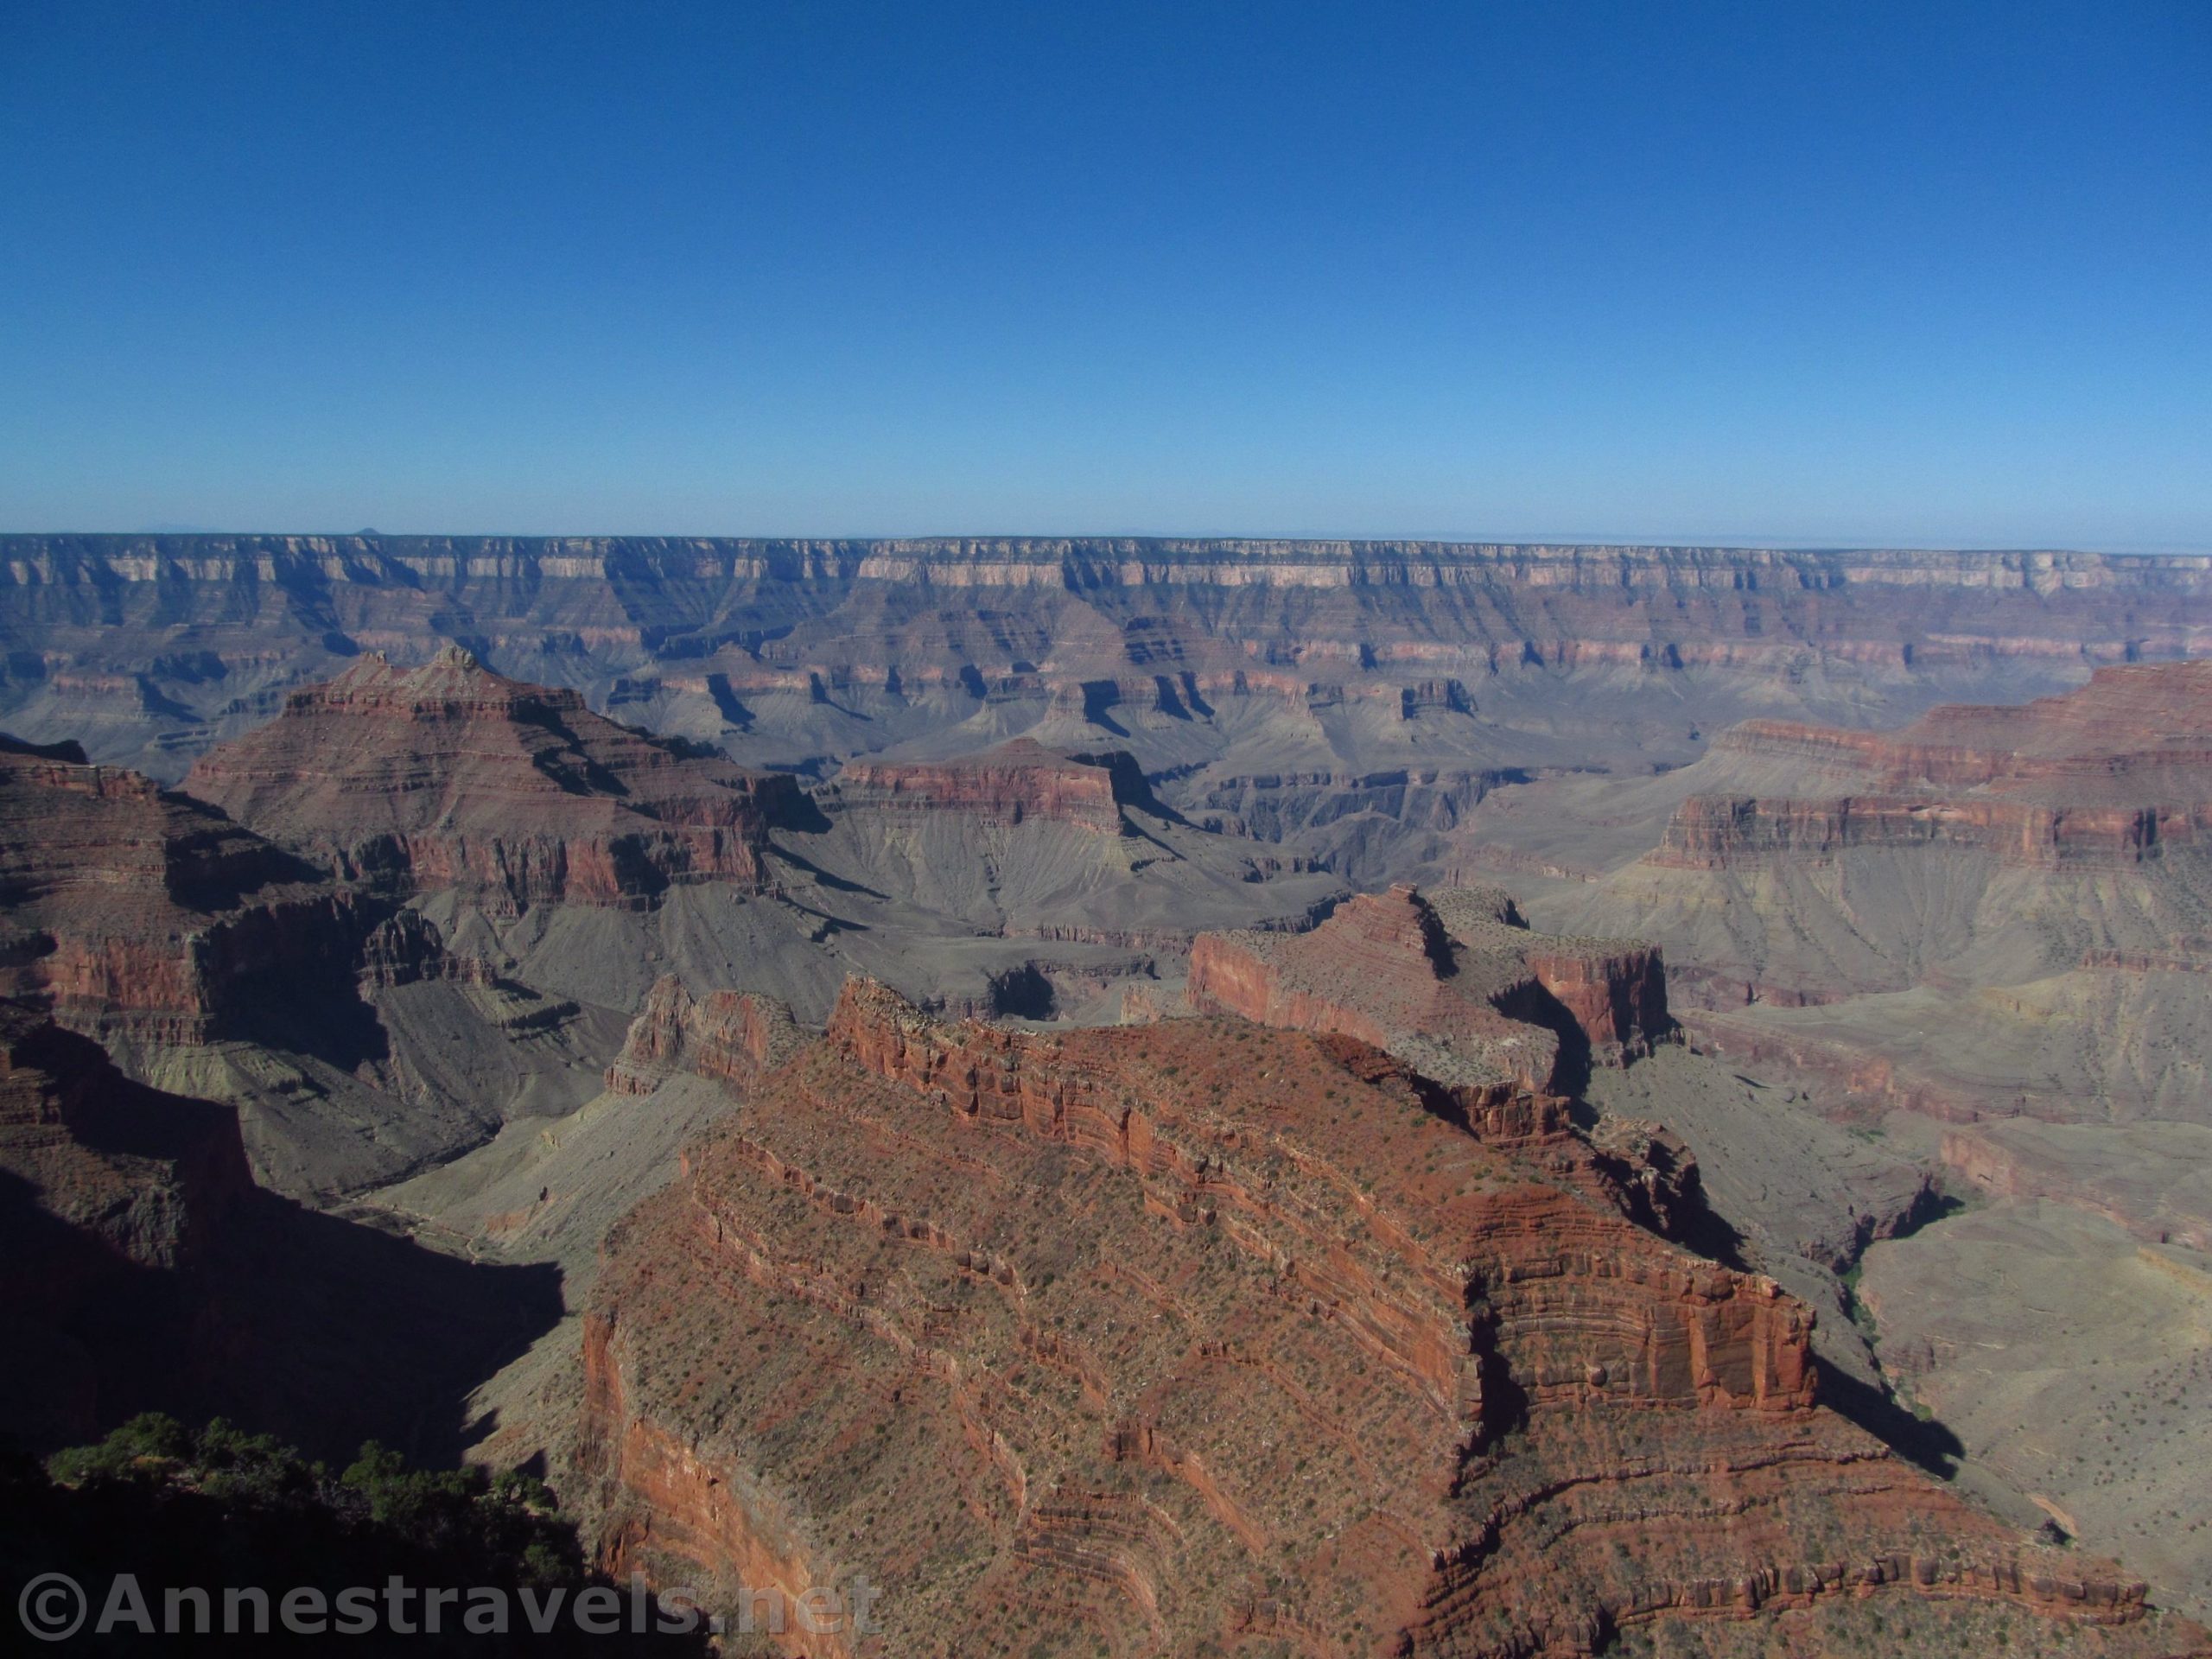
[1656, 662, 2212, 870]
[604, 976, 805, 1097]
[185, 648, 799, 912]
[823, 738, 1135, 834]
[0, 719, 636, 1198]
[8, 540, 2205, 868]
[1657, 790, 2209, 870]
[11, 539, 2211, 681]
[0, 736, 370, 1043]
[1190, 882, 1670, 1096]
[575, 979, 2190, 1657]
[0, 1001, 251, 1441]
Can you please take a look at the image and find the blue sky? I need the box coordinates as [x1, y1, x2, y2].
[2, 1, 2206, 546]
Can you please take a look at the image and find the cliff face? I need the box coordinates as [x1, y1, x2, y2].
[824, 739, 1131, 834]
[184, 648, 798, 912]
[11, 535, 2212, 619]
[10, 537, 2212, 799]
[575, 978, 2178, 1657]
[0, 1001, 252, 1441]
[1656, 791, 2209, 868]
[604, 975, 804, 1097]
[1189, 883, 1671, 1096]
[1656, 664, 2212, 869]
[0, 738, 370, 1043]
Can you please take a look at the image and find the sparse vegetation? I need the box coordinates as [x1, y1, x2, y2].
[7, 1416, 706, 1652]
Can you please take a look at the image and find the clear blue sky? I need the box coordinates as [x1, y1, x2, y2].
[3, 1, 2206, 547]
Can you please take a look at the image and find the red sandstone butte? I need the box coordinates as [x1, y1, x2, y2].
[0, 734, 367, 1042]
[184, 648, 799, 912]
[1656, 660, 2212, 869]
[824, 737, 1141, 834]
[576, 978, 2190, 1657]
[1189, 882, 1671, 1096]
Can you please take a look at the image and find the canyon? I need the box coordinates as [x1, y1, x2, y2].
[1446, 662, 2212, 1618]
[6, 537, 2203, 815]
[4, 536, 2211, 1651]
[0, 996, 563, 1463]
[0, 699, 632, 1195]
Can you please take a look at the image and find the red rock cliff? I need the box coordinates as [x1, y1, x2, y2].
[573, 979, 2180, 1657]
[1656, 663, 2212, 869]
[605, 975, 804, 1096]
[824, 738, 1131, 834]
[0, 741, 372, 1042]
[1189, 884, 1672, 1096]
[184, 649, 799, 912]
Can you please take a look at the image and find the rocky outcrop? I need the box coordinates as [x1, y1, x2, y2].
[1657, 791, 2209, 868]
[0, 739, 372, 1043]
[0, 1001, 252, 1441]
[575, 978, 2186, 1657]
[1657, 663, 2212, 869]
[823, 739, 1138, 834]
[605, 975, 804, 1096]
[1190, 883, 1671, 1096]
[184, 649, 800, 912]
[351, 907, 493, 989]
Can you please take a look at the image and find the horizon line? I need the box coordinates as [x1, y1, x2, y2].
[7, 528, 2212, 559]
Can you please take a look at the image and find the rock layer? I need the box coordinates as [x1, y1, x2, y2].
[1190, 883, 1670, 1095]
[605, 975, 805, 1097]
[577, 980, 2186, 1657]
[10, 537, 2212, 800]
[1656, 663, 2212, 869]
[0, 736, 367, 1042]
[824, 739, 1135, 835]
[185, 648, 798, 912]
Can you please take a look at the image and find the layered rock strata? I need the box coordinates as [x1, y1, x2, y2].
[11, 537, 2212, 796]
[1190, 883, 1670, 1096]
[0, 735, 368, 1042]
[604, 976, 805, 1097]
[1656, 662, 2212, 869]
[823, 739, 1139, 834]
[185, 648, 798, 912]
[578, 980, 2186, 1657]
